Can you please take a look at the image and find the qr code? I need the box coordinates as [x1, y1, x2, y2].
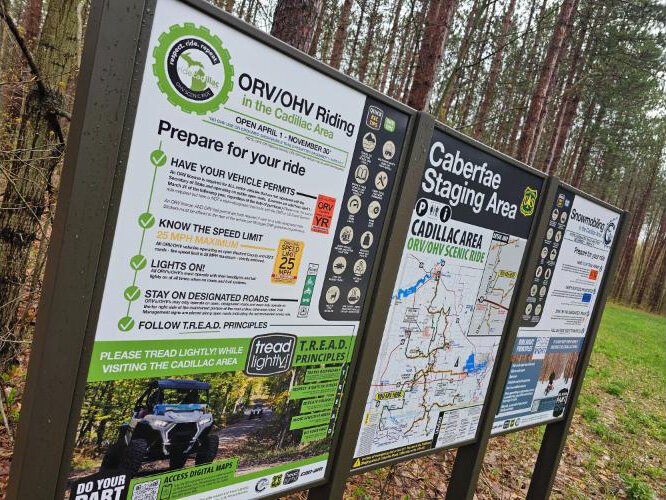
[132, 479, 160, 500]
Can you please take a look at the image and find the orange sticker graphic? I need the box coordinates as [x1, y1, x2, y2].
[311, 195, 336, 234]
[272, 239, 304, 284]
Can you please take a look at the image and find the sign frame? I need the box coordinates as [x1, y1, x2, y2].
[308, 120, 550, 499]
[446, 179, 629, 500]
[6, 1, 419, 498]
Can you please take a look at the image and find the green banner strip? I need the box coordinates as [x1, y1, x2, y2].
[290, 409, 331, 430]
[292, 336, 355, 366]
[289, 380, 339, 400]
[88, 335, 354, 382]
[300, 396, 335, 414]
[128, 458, 238, 499]
[304, 366, 342, 383]
[88, 339, 250, 381]
[131, 453, 329, 497]
[300, 425, 329, 444]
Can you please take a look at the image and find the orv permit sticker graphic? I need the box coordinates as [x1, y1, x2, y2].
[153, 23, 234, 114]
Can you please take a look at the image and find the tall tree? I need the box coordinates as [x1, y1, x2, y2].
[328, 0, 353, 69]
[270, 0, 323, 52]
[378, 0, 406, 93]
[407, 0, 457, 110]
[0, 0, 82, 369]
[515, 0, 576, 162]
[473, 0, 516, 137]
[357, 0, 381, 82]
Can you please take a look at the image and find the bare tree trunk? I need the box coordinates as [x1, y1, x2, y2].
[318, 1, 337, 61]
[358, 0, 381, 82]
[435, 0, 486, 120]
[271, 0, 323, 53]
[388, 0, 417, 97]
[613, 139, 664, 300]
[397, 0, 428, 100]
[379, 0, 406, 93]
[633, 208, 664, 305]
[571, 104, 605, 187]
[346, 0, 369, 74]
[647, 230, 666, 312]
[21, 0, 41, 48]
[407, 0, 457, 110]
[308, 0, 328, 56]
[329, 0, 353, 69]
[545, 5, 594, 173]
[560, 110, 587, 182]
[516, 0, 576, 162]
[456, 0, 495, 128]
[0, 0, 81, 370]
[473, 0, 516, 138]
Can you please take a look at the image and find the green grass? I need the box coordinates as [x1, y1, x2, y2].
[345, 304, 665, 499]
[573, 303, 665, 499]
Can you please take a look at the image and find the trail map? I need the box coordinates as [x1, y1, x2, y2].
[353, 129, 542, 469]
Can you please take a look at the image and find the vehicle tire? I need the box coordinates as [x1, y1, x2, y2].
[169, 451, 188, 470]
[100, 442, 123, 470]
[195, 434, 219, 465]
[121, 438, 147, 477]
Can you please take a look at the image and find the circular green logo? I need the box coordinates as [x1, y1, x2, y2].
[153, 23, 234, 115]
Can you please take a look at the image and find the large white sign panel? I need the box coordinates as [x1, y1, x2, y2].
[66, 0, 410, 498]
[352, 129, 543, 470]
[492, 188, 620, 434]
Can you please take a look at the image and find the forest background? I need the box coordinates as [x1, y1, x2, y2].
[0, 0, 664, 497]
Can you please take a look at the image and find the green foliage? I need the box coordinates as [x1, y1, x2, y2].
[570, 304, 666, 497]
[622, 474, 656, 500]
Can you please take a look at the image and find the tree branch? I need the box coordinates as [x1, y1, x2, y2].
[0, 0, 68, 144]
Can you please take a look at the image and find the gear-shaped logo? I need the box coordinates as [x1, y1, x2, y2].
[153, 23, 234, 115]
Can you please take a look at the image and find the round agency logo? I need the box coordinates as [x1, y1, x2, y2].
[255, 478, 269, 492]
[153, 23, 234, 115]
[604, 220, 617, 247]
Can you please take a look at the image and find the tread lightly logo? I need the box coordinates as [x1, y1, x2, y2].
[153, 23, 234, 115]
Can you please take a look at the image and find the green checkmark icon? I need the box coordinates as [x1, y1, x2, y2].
[138, 212, 155, 229]
[129, 254, 147, 271]
[118, 316, 135, 332]
[124, 285, 141, 302]
[150, 148, 167, 167]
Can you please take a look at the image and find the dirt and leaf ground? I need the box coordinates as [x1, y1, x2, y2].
[1, 303, 665, 498]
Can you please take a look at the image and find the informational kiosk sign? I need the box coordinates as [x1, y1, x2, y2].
[350, 127, 543, 470]
[7, 0, 413, 498]
[492, 186, 621, 434]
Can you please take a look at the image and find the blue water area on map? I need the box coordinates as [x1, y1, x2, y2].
[463, 353, 488, 374]
[395, 273, 431, 299]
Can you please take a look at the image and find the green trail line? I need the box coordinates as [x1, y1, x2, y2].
[203, 119, 345, 170]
